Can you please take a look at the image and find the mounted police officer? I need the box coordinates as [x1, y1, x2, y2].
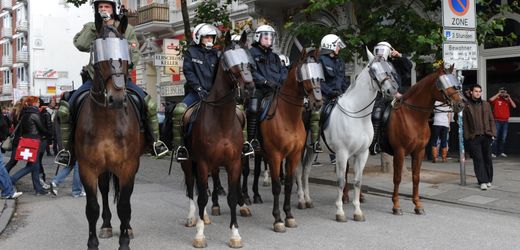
[314, 34, 348, 153]
[171, 23, 220, 161]
[246, 25, 288, 152]
[54, 0, 168, 166]
[369, 41, 413, 155]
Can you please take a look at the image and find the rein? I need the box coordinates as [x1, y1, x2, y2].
[335, 96, 377, 118]
[201, 87, 237, 107]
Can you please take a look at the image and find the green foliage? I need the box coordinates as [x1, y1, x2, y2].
[66, 0, 88, 8]
[193, 0, 231, 30]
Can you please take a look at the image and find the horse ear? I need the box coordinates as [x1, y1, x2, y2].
[95, 13, 103, 34]
[239, 30, 248, 46]
[118, 15, 128, 35]
[224, 31, 232, 48]
[366, 46, 374, 63]
[449, 63, 455, 73]
[300, 47, 308, 63]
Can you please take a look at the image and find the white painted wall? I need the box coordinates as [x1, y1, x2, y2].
[28, 0, 93, 97]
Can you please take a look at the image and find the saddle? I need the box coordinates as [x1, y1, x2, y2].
[380, 102, 395, 156]
[181, 102, 246, 138]
[320, 98, 337, 131]
[259, 93, 276, 121]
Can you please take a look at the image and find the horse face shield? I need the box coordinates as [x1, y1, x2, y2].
[298, 62, 324, 110]
[436, 74, 464, 113]
[369, 61, 399, 98]
[223, 47, 255, 98]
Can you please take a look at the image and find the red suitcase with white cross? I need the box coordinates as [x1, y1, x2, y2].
[15, 137, 41, 163]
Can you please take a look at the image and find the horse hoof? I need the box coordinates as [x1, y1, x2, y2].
[354, 214, 366, 222]
[203, 214, 212, 225]
[99, 228, 113, 238]
[305, 202, 314, 208]
[185, 218, 197, 227]
[243, 197, 252, 206]
[392, 208, 403, 215]
[273, 222, 286, 233]
[211, 206, 221, 216]
[240, 207, 252, 217]
[118, 245, 130, 250]
[127, 228, 134, 239]
[253, 195, 263, 204]
[192, 238, 207, 248]
[336, 214, 347, 222]
[414, 208, 426, 215]
[297, 202, 306, 210]
[285, 218, 297, 228]
[228, 238, 243, 248]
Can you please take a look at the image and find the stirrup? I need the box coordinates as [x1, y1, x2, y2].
[250, 139, 261, 152]
[153, 140, 169, 158]
[54, 149, 71, 167]
[312, 142, 324, 153]
[175, 146, 189, 161]
[242, 141, 254, 157]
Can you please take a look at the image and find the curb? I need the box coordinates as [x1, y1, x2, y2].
[0, 199, 16, 235]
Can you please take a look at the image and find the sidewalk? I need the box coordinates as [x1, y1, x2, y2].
[308, 153, 520, 214]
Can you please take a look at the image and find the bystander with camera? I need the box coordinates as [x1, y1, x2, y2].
[489, 87, 516, 158]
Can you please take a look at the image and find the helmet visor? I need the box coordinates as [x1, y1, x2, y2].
[260, 32, 275, 47]
[374, 45, 391, 60]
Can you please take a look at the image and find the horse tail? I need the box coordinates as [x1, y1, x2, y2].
[112, 173, 120, 204]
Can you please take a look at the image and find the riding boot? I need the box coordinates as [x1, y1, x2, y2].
[441, 147, 448, 163]
[54, 99, 72, 167]
[431, 146, 438, 163]
[144, 95, 169, 158]
[246, 112, 260, 152]
[310, 110, 323, 153]
[238, 104, 254, 156]
[369, 121, 381, 155]
[172, 103, 188, 161]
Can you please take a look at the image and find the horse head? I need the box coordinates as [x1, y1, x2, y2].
[367, 49, 399, 99]
[221, 31, 255, 101]
[91, 13, 130, 109]
[295, 48, 323, 111]
[433, 64, 465, 113]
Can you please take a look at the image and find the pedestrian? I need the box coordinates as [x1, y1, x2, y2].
[488, 87, 516, 158]
[463, 84, 496, 190]
[430, 101, 453, 163]
[0, 111, 22, 199]
[50, 161, 85, 198]
[10, 96, 50, 195]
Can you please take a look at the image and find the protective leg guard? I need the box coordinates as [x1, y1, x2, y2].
[246, 111, 260, 152]
[237, 104, 254, 156]
[144, 95, 169, 158]
[369, 121, 381, 155]
[310, 110, 323, 153]
[54, 100, 72, 167]
[172, 102, 188, 161]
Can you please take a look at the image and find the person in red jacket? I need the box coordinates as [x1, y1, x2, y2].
[489, 87, 516, 157]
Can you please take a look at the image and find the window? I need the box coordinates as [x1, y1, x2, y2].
[3, 13, 11, 28]
[16, 36, 26, 52]
[16, 66, 26, 83]
[2, 70, 10, 85]
[3, 41, 11, 56]
[16, 6, 26, 25]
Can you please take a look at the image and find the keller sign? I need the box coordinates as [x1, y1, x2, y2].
[154, 54, 182, 67]
[442, 0, 476, 29]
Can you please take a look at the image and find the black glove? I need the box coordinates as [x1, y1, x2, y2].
[196, 87, 209, 99]
[265, 80, 279, 90]
[329, 90, 341, 98]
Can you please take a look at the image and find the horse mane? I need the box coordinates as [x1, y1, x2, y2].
[401, 70, 440, 100]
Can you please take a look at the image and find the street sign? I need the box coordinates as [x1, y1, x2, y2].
[160, 84, 185, 97]
[443, 29, 476, 42]
[442, 0, 476, 29]
[154, 54, 182, 67]
[163, 39, 181, 55]
[443, 43, 478, 70]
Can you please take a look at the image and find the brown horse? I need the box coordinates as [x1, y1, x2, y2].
[74, 14, 144, 250]
[261, 49, 323, 232]
[180, 31, 254, 248]
[386, 65, 464, 215]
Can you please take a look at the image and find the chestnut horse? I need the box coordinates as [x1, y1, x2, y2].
[74, 14, 144, 250]
[386, 65, 464, 215]
[180, 31, 254, 248]
[260, 49, 323, 233]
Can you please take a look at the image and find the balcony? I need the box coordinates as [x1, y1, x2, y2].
[16, 51, 27, 63]
[2, 84, 12, 95]
[1, 0, 12, 10]
[2, 56, 12, 67]
[135, 3, 170, 34]
[2, 27, 11, 38]
[16, 20, 28, 33]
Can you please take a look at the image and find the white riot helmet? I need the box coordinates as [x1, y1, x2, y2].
[92, 0, 119, 17]
[279, 54, 290, 67]
[373, 41, 393, 60]
[320, 34, 346, 54]
[254, 25, 276, 48]
[231, 34, 241, 42]
[193, 23, 219, 49]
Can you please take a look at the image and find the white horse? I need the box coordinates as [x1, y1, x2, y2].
[297, 48, 399, 222]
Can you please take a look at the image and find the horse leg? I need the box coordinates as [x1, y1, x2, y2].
[211, 169, 221, 216]
[283, 156, 298, 228]
[115, 173, 135, 250]
[227, 160, 244, 248]
[297, 149, 314, 209]
[411, 150, 425, 215]
[279, 161, 285, 186]
[252, 155, 263, 203]
[193, 164, 209, 248]
[392, 150, 405, 215]
[262, 157, 270, 187]
[342, 162, 349, 204]
[269, 156, 285, 233]
[98, 172, 113, 238]
[83, 174, 100, 250]
[182, 161, 198, 227]
[335, 153, 349, 222]
[213, 168, 227, 196]
[240, 157, 251, 205]
[352, 152, 369, 222]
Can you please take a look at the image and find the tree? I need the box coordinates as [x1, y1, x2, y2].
[286, 0, 519, 64]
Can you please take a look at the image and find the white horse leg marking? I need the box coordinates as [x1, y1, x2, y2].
[186, 199, 197, 227]
[228, 225, 242, 247]
[263, 169, 270, 186]
[296, 161, 305, 206]
[352, 151, 368, 222]
[303, 158, 313, 205]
